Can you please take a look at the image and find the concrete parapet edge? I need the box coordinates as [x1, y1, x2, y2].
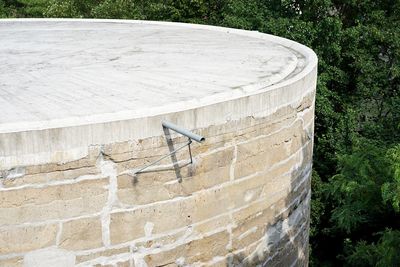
[0, 19, 317, 169]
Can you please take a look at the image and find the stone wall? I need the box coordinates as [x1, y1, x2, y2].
[0, 21, 317, 267]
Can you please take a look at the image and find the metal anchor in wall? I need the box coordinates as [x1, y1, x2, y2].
[133, 121, 205, 175]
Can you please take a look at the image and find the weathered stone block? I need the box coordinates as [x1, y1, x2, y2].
[131, 215, 231, 251]
[110, 190, 230, 244]
[234, 121, 306, 179]
[59, 216, 103, 250]
[116, 147, 233, 206]
[0, 256, 23, 267]
[24, 146, 100, 175]
[231, 177, 310, 252]
[76, 246, 130, 263]
[0, 178, 108, 226]
[234, 111, 296, 144]
[93, 264, 114, 267]
[116, 260, 131, 267]
[0, 224, 57, 254]
[143, 230, 229, 266]
[2, 166, 99, 188]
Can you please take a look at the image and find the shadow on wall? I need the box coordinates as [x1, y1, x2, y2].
[226, 122, 313, 267]
[162, 126, 184, 183]
[129, 127, 194, 185]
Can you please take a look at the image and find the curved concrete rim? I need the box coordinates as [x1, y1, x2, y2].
[0, 18, 318, 134]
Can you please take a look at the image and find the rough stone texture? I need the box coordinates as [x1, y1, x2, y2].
[143, 230, 230, 266]
[0, 224, 58, 254]
[0, 256, 23, 267]
[59, 217, 103, 250]
[116, 147, 233, 206]
[0, 178, 109, 226]
[75, 247, 130, 264]
[0, 19, 317, 266]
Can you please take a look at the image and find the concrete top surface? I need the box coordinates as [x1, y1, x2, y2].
[0, 19, 312, 133]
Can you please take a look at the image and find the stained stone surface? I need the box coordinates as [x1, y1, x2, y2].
[0, 19, 317, 267]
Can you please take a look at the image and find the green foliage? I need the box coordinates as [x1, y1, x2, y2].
[327, 143, 392, 233]
[222, 0, 269, 30]
[309, 170, 327, 267]
[0, 0, 48, 17]
[44, 0, 81, 17]
[18, 0, 48, 16]
[1, 0, 400, 265]
[382, 145, 400, 211]
[345, 229, 400, 267]
[0, 0, 7, 18]
[90, 0, 141, 19]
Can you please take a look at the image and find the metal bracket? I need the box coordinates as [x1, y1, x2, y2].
[134, 121, 205, 174]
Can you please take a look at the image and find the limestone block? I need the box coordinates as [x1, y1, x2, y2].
[115, 156, 169, 174]
[190, 132, 235, 156]
[110, 191, 229, 244]
[116, 147, 233, 206]
[2, 166, 99, 188]
[230, 181, 310, 252]
[59, 216, 103, 250]
[231, 189, 309, 253]
[296, 94, 314, 113]
[192, 214, 231, 237]
[234, 112, 296, 144]
[232, 193, 283, 227]
[204, 257, 227, 267]
[234, 122, 306, 179]
[118, 165, 229, 207]
[0, 224, 57, 254]
[103, 140, 140, 158]
[132, 214, 230, 251]
[143, 230, 229, 266]
[117, 172, 178, 205]
[116, 260, 131, 267]
[235, 214, 309, 266]
[260, 223, 308, 267]
[162, 164, 230, 195]
[134, 228, 188, 250]
[236, 120, 303, 160]
[300, 104, 315, 126]
[76, 246, 130, 263]
[0, 256, 23, 267]
[0, 178, 108, 226]
[232, 210, 274, 251]
[104, 135, 200, 164]
[112, 138, 192, 173]
[112, 129, 235, 175]
[24, 146, 100, 175]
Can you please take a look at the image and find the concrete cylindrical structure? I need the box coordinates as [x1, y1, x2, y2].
[0, 19, 317, 267]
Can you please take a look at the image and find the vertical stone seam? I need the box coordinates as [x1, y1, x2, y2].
[226, 212, 234, 252]
[56, 222, 63, 246]
[98, 152, 118, 247]
[228, 138, 238, 251]
[229, 142, 238, 181]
